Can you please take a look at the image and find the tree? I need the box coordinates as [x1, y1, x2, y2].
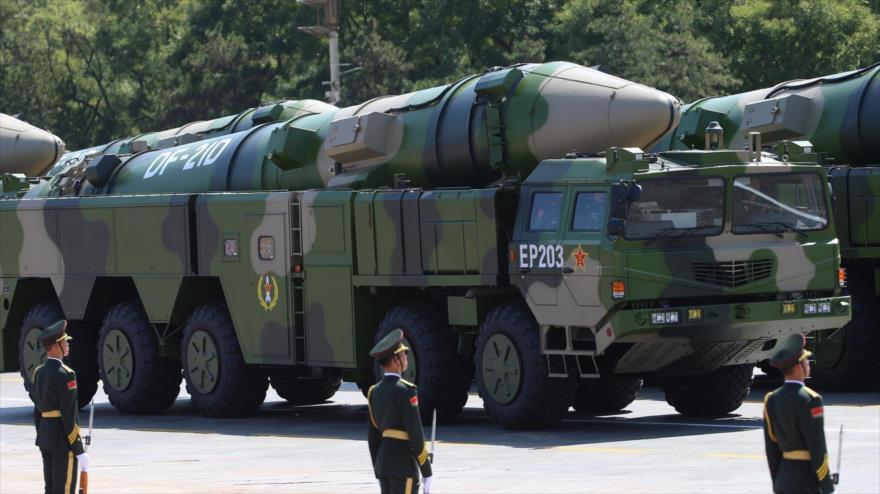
[550, 0, 740, 102]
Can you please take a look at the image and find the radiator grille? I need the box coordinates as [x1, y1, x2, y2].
[692, 259, 774, 288]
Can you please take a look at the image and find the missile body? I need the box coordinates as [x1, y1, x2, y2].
[654, 62, 879, 164]
[45, 62, 681, 196]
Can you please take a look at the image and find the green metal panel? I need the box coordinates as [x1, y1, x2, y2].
[132, 277, 183, 322]
[302, 190, 355, 367]
[196, 192, 293, 365]
[374, 191, 405, 275]
[848, 168, 880, 247]
[353, 191, 376, 275]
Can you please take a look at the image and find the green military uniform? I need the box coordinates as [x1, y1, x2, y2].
[29, 320, 84, 494]
[367, 330, 432, 494]
[763, 334, 835, 494]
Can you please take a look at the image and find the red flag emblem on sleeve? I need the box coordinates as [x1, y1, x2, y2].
[810, 406, 823, 418]
[409, 395, 418, 406]
[67, 380, 77, 390]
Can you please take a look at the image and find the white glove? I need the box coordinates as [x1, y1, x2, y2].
[423, 476, 432, 493]
[77, 452, 89, 472]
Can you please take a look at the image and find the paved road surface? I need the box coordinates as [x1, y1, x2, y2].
[2, 372, 877, 493]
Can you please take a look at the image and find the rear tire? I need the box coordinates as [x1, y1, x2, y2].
[18, 302, 58, 393]
[181, 302, 268, 417]
[98, 300, 181, 414]
[475, 301, 574, 429]
[375, 302, 472, 423]
[572, 375, 642, 414]
[66, 321, 99, 408]
[270, 370, 342, 405]
[664, 364, 754, 416]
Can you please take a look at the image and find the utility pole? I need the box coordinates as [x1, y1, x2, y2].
[298, 0, 341, 104]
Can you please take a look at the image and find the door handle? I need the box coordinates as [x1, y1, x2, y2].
[562, 267, 574, 274]
[520, 268, 531, 275]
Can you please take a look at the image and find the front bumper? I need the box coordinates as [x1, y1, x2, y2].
[597, 296, 851, 374]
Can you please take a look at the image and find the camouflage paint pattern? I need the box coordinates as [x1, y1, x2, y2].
[509, 150, 848, 375]
[0, 62, 849, 401]
[652, 61, 879, 261]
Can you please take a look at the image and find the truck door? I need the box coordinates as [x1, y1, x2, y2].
[511, 187, 568, 325]
[557, 187, 615, 328]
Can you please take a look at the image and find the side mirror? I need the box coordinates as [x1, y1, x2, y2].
[628, 184, 642, 202]
[607, 218, 625, 236]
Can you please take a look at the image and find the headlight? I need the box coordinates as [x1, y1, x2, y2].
[804, 302, 817, 315]
[818, 302, 832, 314]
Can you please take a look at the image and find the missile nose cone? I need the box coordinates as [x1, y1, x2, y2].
[525, 64, 681, 159]
[609, 84, 681, 151]
[0, 113, 66, 176]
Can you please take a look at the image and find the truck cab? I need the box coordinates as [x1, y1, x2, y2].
[507, 143, 850, 416]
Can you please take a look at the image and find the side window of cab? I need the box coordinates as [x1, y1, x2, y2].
[571, 192, 607, 232]
[529, 192, 564, 231]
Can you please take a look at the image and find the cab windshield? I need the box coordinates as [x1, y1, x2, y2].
[624, 177, 725, 239]
[732, 173, 828, 234]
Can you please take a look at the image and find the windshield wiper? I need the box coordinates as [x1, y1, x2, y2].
[756, 222, 801, 235]
[645, 227, 706, 245]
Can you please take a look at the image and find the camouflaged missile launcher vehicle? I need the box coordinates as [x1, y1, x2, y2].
[655, 61, 879, 391]
[0, 62, 850, 429]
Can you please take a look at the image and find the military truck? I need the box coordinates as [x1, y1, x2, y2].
[654, 61, 879, 391]
[0, 62, 850, 429]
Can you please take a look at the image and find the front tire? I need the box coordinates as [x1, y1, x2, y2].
[475, 301, 574, 429]
[664, 364, 754, 416]
[98, 300, 181, 414]
[181, 302, 268, 417]
[572, 375, 642, 414]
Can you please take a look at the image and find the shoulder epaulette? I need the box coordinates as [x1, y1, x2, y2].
[60, 363, 75, 374]
[398, 378, 416, 388]
[803, 386, 822, 399]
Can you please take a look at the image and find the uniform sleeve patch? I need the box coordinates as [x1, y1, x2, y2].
[67, 380, 77, 390]
[810, 406, 823, 418]
[409, 395, 418, 406]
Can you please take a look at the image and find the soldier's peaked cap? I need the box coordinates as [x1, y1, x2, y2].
[370, 329, 409, 360]
[39, 320, 71, 347]
[769, 333, 812, 369]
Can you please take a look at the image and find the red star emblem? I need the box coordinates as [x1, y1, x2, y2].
[571, 245, 587, 271]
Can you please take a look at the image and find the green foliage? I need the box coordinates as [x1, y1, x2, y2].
[1, 0, 878, 149]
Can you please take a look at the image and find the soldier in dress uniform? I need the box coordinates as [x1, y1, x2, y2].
[29, 320, 89, 494]
[763, 333, 835, 494]
[367, 329, 433, 494]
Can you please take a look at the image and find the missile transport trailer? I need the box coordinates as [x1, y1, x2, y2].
[654, 61, 879, 391]
[0, 62, 851, 428]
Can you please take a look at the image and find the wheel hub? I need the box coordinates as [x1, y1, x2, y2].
[813, 328, 846, 369]
[187, 329, 219, 394]
[22, 327, 46, 384]
[481, 333, 522, 404]
[102, 328, 134, 391]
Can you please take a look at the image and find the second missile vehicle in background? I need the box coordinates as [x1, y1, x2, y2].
[654, 61, 879, 391]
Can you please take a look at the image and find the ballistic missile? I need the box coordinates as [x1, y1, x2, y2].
[43, 62, 681, 196]
[0, 113, 65, 176]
